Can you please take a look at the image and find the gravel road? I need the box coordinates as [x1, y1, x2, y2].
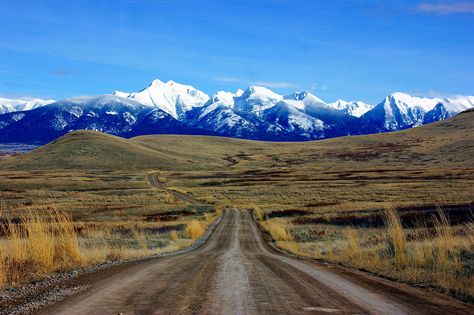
[41, 208, 473, 315]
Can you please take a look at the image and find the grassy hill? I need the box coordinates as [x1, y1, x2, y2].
[0, 130, 221, 171]
[3, 108, 472, 173]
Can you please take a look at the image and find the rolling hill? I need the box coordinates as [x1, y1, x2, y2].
[2, 108, 473, 173]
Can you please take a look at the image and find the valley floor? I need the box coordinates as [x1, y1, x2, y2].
[32, 209, 474, 315]
[1, 110, 473, 312]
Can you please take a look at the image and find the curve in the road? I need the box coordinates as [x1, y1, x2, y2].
[147, 172, 205, 205]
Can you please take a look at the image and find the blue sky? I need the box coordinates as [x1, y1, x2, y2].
[0, 0, 473, 103]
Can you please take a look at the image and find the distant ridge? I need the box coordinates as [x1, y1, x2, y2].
[2, 106, 473, 172]
[0, 79, 473, 144]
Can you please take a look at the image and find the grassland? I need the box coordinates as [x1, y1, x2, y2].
[0, 109, 473, 298]
[0, 168, 219, 287]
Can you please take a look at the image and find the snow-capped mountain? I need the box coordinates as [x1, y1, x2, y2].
[189, 89, 365, 140]
[0, 97, 55, 114]
[423, 96, 474, 124]
[361, 92, 474, 132]
[0, 95, 210, 143]
[262, 99, 327, 139]
[113, 79, 209, 120]
[186, 89, 272, 139]
[0, 95, 147, 143]
[0, 78, 473, 144]
[261, 91, 331, 138]
[233, 86, 282, 115]
[328, 99, 374, 117]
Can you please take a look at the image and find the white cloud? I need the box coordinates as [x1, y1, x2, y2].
[409, 89, 473, 98]
[309, 83, 329, 91]
[417, 2, 474, 14]
[215, 76, 241, 83]
[250, 81, 297, 89]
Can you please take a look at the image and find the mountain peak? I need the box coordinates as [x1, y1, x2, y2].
[0, 97, 55, 115]
[327, 99, 374, 117]
[111, 79, 209, 119]
[150, 78, 165, 86]
[284, 91, 325, 104]
[244, 85, 280, 97]
[389, 92, 411, 98]
[384, 92, 440, 113]
[285, 91, 309, 100]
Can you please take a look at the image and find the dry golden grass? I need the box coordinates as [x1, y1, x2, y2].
[0, 246, 6, 287]
[276, 240, 301, 253]
[0, 203, 220, 288]
[169, 230, 178, 241]
[253, 207, 264, 221]
[384, 207, 406, 267]
[257, 206, 474, 300]
[261, 220, 293, 241]
[0, 209, 81, 285]
[186, 220, 205, 239]
[342, 228, 361, 261]
[186, 211, 220, 240]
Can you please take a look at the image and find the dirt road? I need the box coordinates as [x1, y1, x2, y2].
[147, 173, 204, 205]
[42, 208, 472, 315]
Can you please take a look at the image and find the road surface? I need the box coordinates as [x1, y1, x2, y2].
[147, 173, 204, 205]
[42, 208, 472, 315]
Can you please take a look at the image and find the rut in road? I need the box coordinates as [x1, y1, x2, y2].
[43, 209, 474, 315]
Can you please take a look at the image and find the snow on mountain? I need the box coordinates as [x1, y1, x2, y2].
[113, 79, 209, 120]
[0, 97, 55, 114]
[232, 86, 282, 115]
[265, 91, 365, 138]
[362, 92, 442, 131]
[328, 99, 374, 117]
[362, 92, 474, 131]
[281, 91, 335, 116]
[202, 89, 242, 112]
[284, 91, 325, 104]
[423, 96, 474, 124]
[186, 89, 279, 139]
[0, 95, 151, 143]
[1, 77, 473, 143]
[263, 99, 326, 139]
[0, 94, 216, 144]
[191, 88, 366, 139]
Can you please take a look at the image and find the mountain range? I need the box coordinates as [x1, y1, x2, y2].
[0, 97, 55, 115]
[0, 79, 473, 144]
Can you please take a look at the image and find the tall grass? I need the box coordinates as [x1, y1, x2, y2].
[169, 230, 178, 241]
[261, 220, 293, 241]
[253, 207, 264, 221]
[268, 206, 474, 299]
[0, 209, 82, 285]
[383, 207, 406, 267]
[0, 207, 220, 288]
[0, 246, 6, 287]
[186, 211, 221, 240]
[433, 207, 458, 272]
[342, 228, 360, 261]
[186, 220, 205, 239]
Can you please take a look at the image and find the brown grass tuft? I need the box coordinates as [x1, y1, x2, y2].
[261, 220, 293, 241]
[186, 220, 205, 239]
[383, 207, 406, 267]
